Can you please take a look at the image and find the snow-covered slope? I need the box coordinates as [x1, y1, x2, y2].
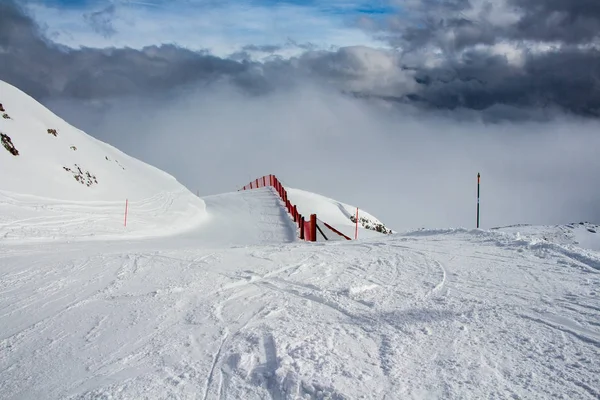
[493, 222, 600, 252]
[0, 80, 206, 240]
[287, 187, 393, 240]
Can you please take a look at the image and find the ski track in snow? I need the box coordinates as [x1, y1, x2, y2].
[1, 227, 599, 399]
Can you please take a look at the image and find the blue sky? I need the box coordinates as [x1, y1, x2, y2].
[23, 0, 397, 58]
[40, 0, 395, 14]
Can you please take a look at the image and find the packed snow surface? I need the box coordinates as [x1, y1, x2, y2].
[2, 203, 599, 399]
[1, 80, 599, 399]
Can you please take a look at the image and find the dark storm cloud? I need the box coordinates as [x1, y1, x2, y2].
[511, 0, 600, 43]
[388, 0, 600, 50]
[409, 48, 600, 117]
[0, 1, 259, 99]
[377, 0, 600, 117]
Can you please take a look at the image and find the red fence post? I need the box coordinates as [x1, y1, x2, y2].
[300, 216, 305, 240]
[263, 176, 266, 187]
[255, 178, 259, 188]
[310, 214, 317, 242]
[293, 205, 298, 222]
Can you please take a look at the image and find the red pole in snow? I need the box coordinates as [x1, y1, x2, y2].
[263, 176, 266, 187]
[124, 199, 129, 227]
[300, 216, 305, 240]
[293, 205, 298, 222]
[310, 214, 317, 242]
[355, 207, 359, 240]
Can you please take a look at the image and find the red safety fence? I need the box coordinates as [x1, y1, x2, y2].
[322, 222, 352, 241]
[239, 174, 318, 242]
[239, 175, 352, 242]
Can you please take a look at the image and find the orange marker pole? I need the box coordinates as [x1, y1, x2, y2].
[124, 199, 128, 227]
[355, 207, 359, 240]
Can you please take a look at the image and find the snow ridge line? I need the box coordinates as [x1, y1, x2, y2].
[239, 175, 350, 242]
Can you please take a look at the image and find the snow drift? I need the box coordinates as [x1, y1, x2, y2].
[493, 222, 600, 252]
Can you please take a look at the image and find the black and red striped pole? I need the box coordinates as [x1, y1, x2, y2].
[476, 173, 480, 229]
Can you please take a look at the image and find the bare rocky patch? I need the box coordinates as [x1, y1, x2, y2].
[63, 164, 98, 187]
[1, 133, 19, 156]
[350, 215, 392, 234]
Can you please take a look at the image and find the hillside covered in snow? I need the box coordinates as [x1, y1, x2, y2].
[0, 80, 206, 240]
[0, 80, 599, 399]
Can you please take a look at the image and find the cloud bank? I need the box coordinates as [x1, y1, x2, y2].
[2, 0, 600, 117]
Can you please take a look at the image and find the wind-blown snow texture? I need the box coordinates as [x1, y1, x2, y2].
[1, 80, 599, 399]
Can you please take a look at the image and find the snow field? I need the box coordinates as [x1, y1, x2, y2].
[1, 228, 598, 399]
